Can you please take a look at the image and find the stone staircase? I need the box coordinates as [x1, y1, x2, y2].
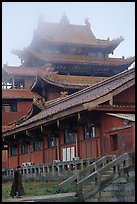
[59, 152, 135, 202]
[86, 170, 135, 202]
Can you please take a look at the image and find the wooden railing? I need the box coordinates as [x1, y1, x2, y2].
[59, 155, 115, 192]
[76, 152, 135, 200]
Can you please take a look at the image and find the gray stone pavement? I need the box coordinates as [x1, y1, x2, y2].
[4, 192, 77, 202]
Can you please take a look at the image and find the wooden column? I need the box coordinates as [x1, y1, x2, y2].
[56, 137, 60, 160]
[42, 138, 45, 163]
[17, 146, 20, 166]
[29, 144, 32, 162]
[75, 133, 78, 158]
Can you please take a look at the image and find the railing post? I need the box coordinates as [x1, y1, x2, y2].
[76, 184, 83, 200]
[95, 172, 101, 187]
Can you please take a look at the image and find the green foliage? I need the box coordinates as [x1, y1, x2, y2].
[2, 182, 12, 199]
[2, 180, 76, 200]
[23, 180, 60, 196]
[63, 182, 77, 193]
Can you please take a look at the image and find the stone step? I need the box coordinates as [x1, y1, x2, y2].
[100, 191, 116, 197]
[101, 174, 112, 180]
[83, 185, 94, 191]
[103, 170, 113, 175]
[99, 197, 112, 202]
[86, 198, 99, 202]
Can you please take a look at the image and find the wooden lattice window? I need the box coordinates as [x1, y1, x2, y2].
[20, 144, 29, 154]
[48, 134, 56, 147]
[83, 123, 96, 139]
[64, 129, 74, 144]
[10, 103, 18, 112]
[10, 146, 17, 156]
[33, 141, 41, 151]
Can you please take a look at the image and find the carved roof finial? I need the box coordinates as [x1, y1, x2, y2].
[84, 18, 91, 28]
[60, 13, 70, 24]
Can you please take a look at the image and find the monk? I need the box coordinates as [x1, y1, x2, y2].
[10, 165, 25, 198]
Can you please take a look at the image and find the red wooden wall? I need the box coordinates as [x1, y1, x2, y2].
[114, 85, 135, 103]
[100, 114, 135, 157]
[2, 101, 32, 126]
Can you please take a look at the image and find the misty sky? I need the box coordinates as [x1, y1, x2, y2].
[2, 2, 135, 66]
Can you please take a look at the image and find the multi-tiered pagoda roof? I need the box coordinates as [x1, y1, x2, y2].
[12, 14, 135, 77]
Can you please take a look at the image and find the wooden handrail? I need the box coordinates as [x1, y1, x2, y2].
[59, 155, 115, 191]
[76, 152, 135, 200]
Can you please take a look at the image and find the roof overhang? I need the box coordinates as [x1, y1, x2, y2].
[2, 67, 135, 137]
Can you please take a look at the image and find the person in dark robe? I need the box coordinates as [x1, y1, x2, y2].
[10, 165, 25, 198]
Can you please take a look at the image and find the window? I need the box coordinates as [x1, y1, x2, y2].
[48, 134, 56, 147]
[10, 103, 18, 112]
[97, 52, 103, 57]
[111, 134, 118, 151]
[63, 146, 75, 161]
[20, 144, 29, 154]
[64, 129, 74, 144]
[2, 103, 9, 112]
[14, 79, 25, 88]
[10, 146, 16, 156]
[2, 103, 18, 112]
[2, 82, 12, 89]
[84, 123, 96, 139]
[2, 105, 6, 112]
[33, 141, 41, 151]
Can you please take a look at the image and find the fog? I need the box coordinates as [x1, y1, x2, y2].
[2, 2, 135, 66]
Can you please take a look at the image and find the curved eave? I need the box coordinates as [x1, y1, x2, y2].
[30, 75, 40, 91]
[101, 37, 124, 54]
[31, 74, 83, 91]
[11, 49, 23, 57]
[2, 67, 135, 137]
[12, 36, 124, 60]
[31, 74, 108, 91]
[30, 75, 50, 94]
[29, 49, 135, 67]
[2, 125, 13, 132]
[4, 104, 41, 130]
[40, 75, 86, 90]
[31, 33, 124, 50]
[16, 103, 41, 124]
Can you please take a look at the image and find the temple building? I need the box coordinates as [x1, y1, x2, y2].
[12, 14, 134, 76]
[2, 15, 135, 168]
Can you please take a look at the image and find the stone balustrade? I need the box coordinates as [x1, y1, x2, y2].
[2, 157, 100, 182]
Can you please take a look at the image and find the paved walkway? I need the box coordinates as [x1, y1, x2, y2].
[5, 192, 77, 202]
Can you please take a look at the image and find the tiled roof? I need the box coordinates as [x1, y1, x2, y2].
[106, 113, 135, 122]
[9, 98, 61, 128]
[8, 104, 41, 127]
[2, 89, 42, 99]
[2, 125, 13, 132]
[2, 64, 55, 78]
[41, 73, 108, 89]
[29, 49, 135, 66]
[35, 22, 123, 49]
[3, 67, 134, 136]
[37, 22, 96, 45]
